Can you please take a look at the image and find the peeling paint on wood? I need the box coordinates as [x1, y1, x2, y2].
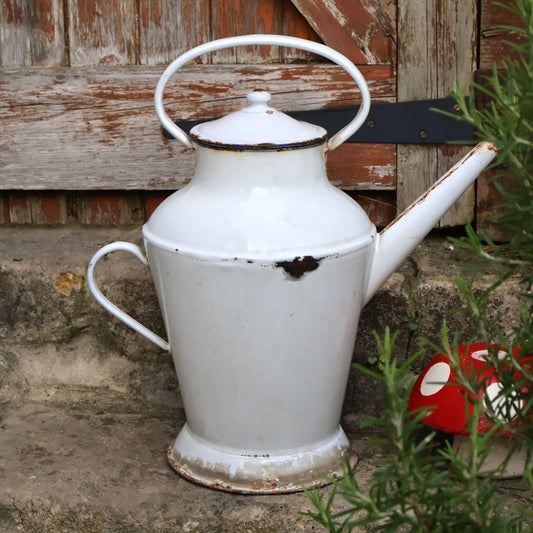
[480, 0, 526, 70]
[281, 1, 322, 62]
[0, 64, 394, 191]
[291, 0, 395, 65]
[354, 191, 396, 228]
[74, 192, 144, 225]
[139, 0, 211, 66]
[67, 0, 136, 66]
[0, 0, 65, 66]
[1, 0, 513, 229]
[397, 0, 477, 228]
[327, 143, 395, 190]
[211, 0, 279, 64]
[8, 192, 67, 224]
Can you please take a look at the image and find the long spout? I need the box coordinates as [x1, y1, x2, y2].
[364, 142, 498, 305]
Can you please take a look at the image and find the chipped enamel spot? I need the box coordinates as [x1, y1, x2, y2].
[420, 362, 451, 396]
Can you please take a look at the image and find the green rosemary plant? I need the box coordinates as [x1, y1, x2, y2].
[449, 0, 533, 275]
[303, 0, 533, 530]
[446, 0, 533, 442]
[302, 328, 526, 532]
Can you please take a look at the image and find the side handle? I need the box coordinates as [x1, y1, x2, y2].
[87, 242, 170, 352]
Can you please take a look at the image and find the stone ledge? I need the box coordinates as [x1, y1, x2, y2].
[0, 226, 525, 415]
[0, 226, 529, 531]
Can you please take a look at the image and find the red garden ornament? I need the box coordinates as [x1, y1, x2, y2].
[408, 343, 531, 478]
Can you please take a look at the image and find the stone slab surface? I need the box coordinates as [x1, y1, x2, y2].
[0, 227, 529, 531]
[0, 399, 388, 533]
[0, 400, 530, 532]
[0, 226, 525, 416]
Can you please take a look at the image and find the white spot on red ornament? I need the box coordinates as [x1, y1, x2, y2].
[420, 362, 451, 396]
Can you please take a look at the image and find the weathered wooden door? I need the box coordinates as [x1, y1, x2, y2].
[0, 0, 520, 234]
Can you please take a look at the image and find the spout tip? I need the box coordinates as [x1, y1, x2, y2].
[476, 141, 499, 155]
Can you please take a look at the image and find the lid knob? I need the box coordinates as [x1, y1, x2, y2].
[245, 90, 272, 112]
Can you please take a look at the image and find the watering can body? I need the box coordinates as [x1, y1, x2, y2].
[87, 35, 497, 493]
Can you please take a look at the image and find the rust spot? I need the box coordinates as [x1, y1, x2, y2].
[166, 439, 350, 494]
[382, 142, 499, 234]
[250, 475, 280, 491]
[276, 256, 321, 280]
[266, 110, 274, 115]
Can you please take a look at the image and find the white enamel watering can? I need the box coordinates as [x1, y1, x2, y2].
[87, 35, 497, 493]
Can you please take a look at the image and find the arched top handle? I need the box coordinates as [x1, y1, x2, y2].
[154, 34, 371, 152]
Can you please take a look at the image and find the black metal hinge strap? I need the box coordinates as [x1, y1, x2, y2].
[166, 97, 474, 145]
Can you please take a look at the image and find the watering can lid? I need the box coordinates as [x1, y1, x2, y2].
[189, 90, 327, 151]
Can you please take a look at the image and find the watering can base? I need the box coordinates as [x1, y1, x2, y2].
[167, 424, 357, 494]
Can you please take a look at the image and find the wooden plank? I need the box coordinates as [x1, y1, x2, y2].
[8, 192, 67, 224]
[480, 0, 526, 70]
[397, 0, 437, 221]
[474, 66, 515, 239]
[0, 63, 395, 113]
[74, 192, 143, 224]
[8, 193, 32, 223]
[67, 0, 136, 66]
[0, 0, 65, 66]
[476, 5, 523, 240]
[3, 188, 397, 225]
[435, 0, 478, 227]
[397, 0, 477, 228]
[59, 190, 396, 224]
[0, 193, 6, 224]
[354, 191, 396, 228]
[37, 191, 68, 223]
[327, 143, 395, 190]
[281, 1, 322, 62]
[290, 0, 395, 65]
[0, 193, 5, 224]
[140, 0, 325, 65]
[0, 64, 395, 190]
[144, 191, 172, 219]
[476, 170, 515, 242]
[139, 0, 211, 66]
[210, 0, 282, 64]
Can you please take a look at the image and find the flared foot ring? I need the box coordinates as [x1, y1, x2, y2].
[167, 424, 357, 494]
